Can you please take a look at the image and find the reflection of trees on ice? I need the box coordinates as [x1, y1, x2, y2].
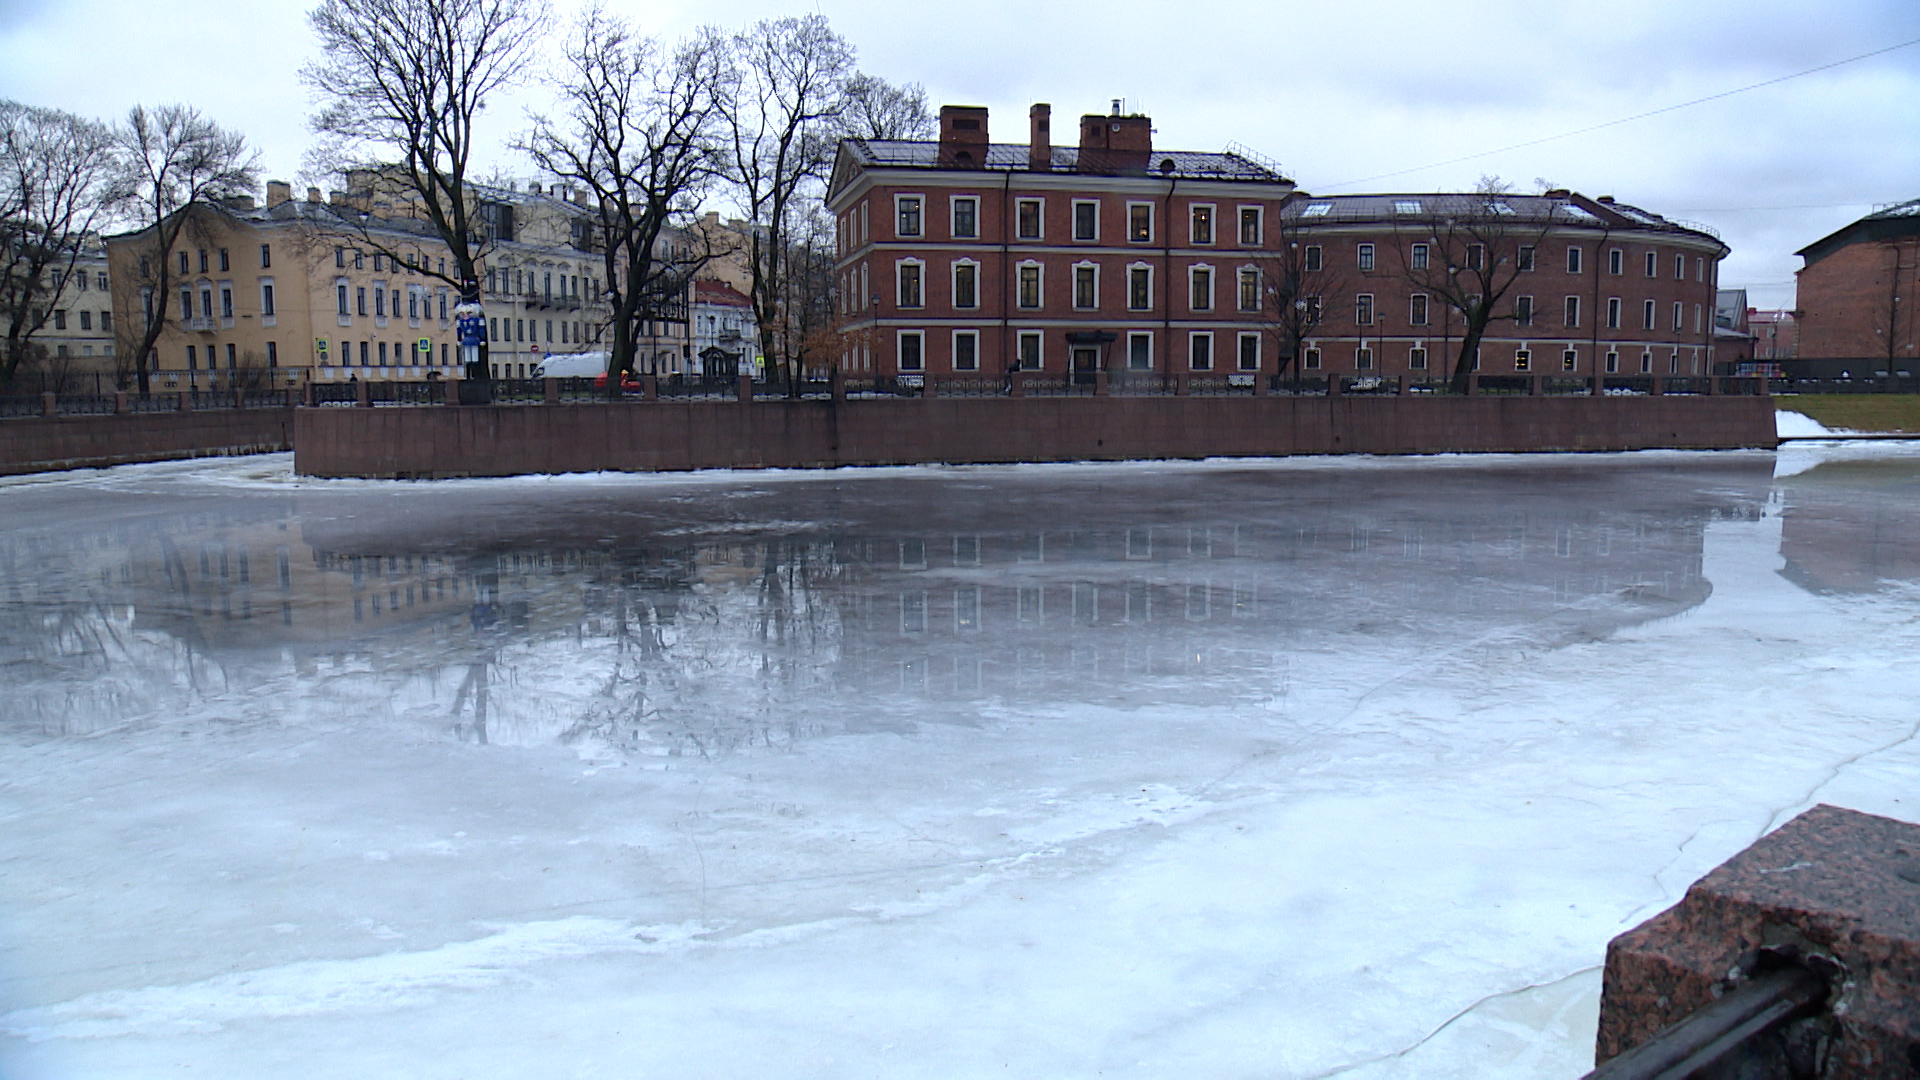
[4, 604, 237, 737]
[442, 540, 847, 758]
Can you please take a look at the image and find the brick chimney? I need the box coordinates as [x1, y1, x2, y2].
[1077, 104, 1152, 175]
[308, 187, 323, 204]
[938, 105, 989, 168]
[1029, 104, 1051, 171]
[265, 180, 292, 209]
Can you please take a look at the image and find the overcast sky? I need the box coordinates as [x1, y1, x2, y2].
[4, 0, 1917, 307]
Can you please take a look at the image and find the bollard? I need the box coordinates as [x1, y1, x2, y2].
[922, 376, 937, 398]
[543, 377, 560, 405]
[1094, 368, 1109, 396]
[1394, 374, 1408, 396]
[1175, 372, 1190, 396]
[1529, 375, 1542, 396]
[115, 391, 130, 414]
[1008, 370, 1025, 398]
[643, 374, 658, 402]
[736, 374, 753, 403]
[831, 370, 846, 402]
[41, 391, 57, 417]
[1649, 376, 1663, 397]
[355, 379, 371, 407]
[178, 390, 193, 412]
[442, 378, 458, 406]
[1326, 374, 1342, 397]
[1466, 373, 1480, 396]
[1255, 371, 1271, 397]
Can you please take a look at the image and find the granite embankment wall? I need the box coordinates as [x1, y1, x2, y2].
[293, 394, 1778, 479]
[1, 408, 294, 476]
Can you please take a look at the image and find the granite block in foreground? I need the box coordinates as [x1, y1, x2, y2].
[1595, 804, 1920, 1076]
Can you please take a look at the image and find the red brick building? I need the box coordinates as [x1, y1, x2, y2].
[1793, 199, 1920, 378]
[827, 103, 1728, 384]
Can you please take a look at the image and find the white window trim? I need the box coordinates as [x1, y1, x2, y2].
[1357, 242, 1375, 272]
[1071, 260, 1100, 310]
[1236, 264, 1261, 313]
[896, 258, 926, 309]
[897, 329, 926, 372]
[1410, 242, 1430, 271]
[1188, 330, 1214, 371]
[1355, 291, 1375, 326]
[1016, 259, 1044, 310]
[1190, 202, 1217, 245]
[948, 194, 980, 240]
[1126, 201, 1155, 244]
[1609, 248, 1623, 275]
[1126, 261, 1154, 311]
[1409, 344, 1429, 370]
[1015, 197, 1045, 241]
[1409, 291, 1430, 326]
[1304, 244, 1323, 272]
[859, 200, 869, 243]
[1645, 250, 1658, 277]
[1236, 331, 1261, 371]
[951, 328, 980, 372]
[1567, 246, 1582, 274]
[1236, 204, 1264, 246]
[259, 277, 276, 327]
[1016, 330, 1044, 370]
[1606, 296, 1621, 330]
[894, 193, 925, 239]
[1070, 198, 1100, 243]
[951, 258, 981, 310]
[1188, 263, 1214, 313]
[1126, 330, 1154, 370]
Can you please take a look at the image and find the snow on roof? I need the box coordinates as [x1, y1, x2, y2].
[839, 140, 1289, 183]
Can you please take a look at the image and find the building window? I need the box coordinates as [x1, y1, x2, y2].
[1017, 263, 1041, 309]
[951, 197, 978, 239]
[261, 280, 275, 317]
[1645, 251, 1658, 277]
[1355, 293, 1374, 325]
[1238, 268, 1259, 312]
[953, 262, 978, 309]
[1017, 331, 1042, 370]
[185, 345, 196, 370]
[1357, 243, 1375, 272]
[1672, 301, 1683, 330]
[260, 244, 271, 269]
[1564, 295, 1580, 327]
[1189, 332, 1213, 370]
[1016, 199, 1042, 239]
[1674, 254, 1685, 280]
[78, 310, 91, 330]
[896, 196, 923, 238]
[1514, 349, 1531, 372]
[266, 341, 277, 368]
[1073, 264, 1097, 309]
[1128, 265, 1151, 310]
[1608, 248, 1623, 275]
[1238, 207, 1261, 246]
[1411, 243, 1429, 271]
[1515, 294, 1534, 327]
[101, 311, 111, 332]
[374, 286, 385, 318]
[897, 261, 923, 308]
[1642, 299, 1656, 330]
[1466, 244, 1486, 271]
[217, 248, 229, 272]
[1697, 257, 1706, 282]
[1409, 346, 1428, 370]
[1304, 347, 1322, 370]
[336, 283, 349, 317]
[898, 332, 925, 371]
[1562, 349, 1578, 371]
[1606, 350, 1620, 373]
[1304, 245, 1323, 272]
[355, 251, 366, 270]
[1518, 245, 1535, 271]
[334, 247, 345, 269]
[1410, 293, 1429, 326]
[53, 309, 65, 330]
[1128, 203, 1152, 243]
[225, 343, 236, 369]
[1567, 247, 1583, 274]
[1640, 351, 1653, 374]
[1127, 331, 1152, 370]
[1189, 266, 1212, 311]
[1072, 200, 1098, 241]
[1190, 205, 1214, 244]
[1237, 332, 1259, 370]
[1694, 303, 1703, 332]
[953, 330, 978, 371]
[1355, 346, 1374, 370]
[1606, 296, 1621, 329]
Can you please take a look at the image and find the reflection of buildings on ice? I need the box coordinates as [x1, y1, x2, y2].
[1775, 457, 1920, 594]
[0, 462, 1770, 749]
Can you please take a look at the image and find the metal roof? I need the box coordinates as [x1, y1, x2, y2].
[1278, 193, 1720, 242]
[838, 139, 1290, 183]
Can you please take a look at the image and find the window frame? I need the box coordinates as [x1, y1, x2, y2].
[1515, 294, 1534, 327]
[1127, 263, 1153, 311]
[1567, 246, 1583, 274]
[1645, 251, 1658, 277]
[1237, 205, 1263, 246]
[896, 258, 925, 309]
[1236, 266, 1260, 313]
[1126, 330, 1153, 370]
[1409, 292, 1429, 326]
[895, 194, 924, 239]
[1188, 330, 1214, 371]
[897, 329, 925, 372]
[1016, 261, 1043, 309]
[1188, 264, 1214, 312]
[1236, 331, 1260, 371]
[1303, 245, 1323, 273]
[1071, 261, 1099, 310]
[1016, 198, 1044, 241]
[1189, 203, 1215, 245]
[949, 195, 979, 240]
[1608, 248, 1623, 275]
[951, 329, 979, 372]
[1016, 330, 1043, 370]
[1127, 201, 1154, 243]
[1564, 295, 1580, 328]
[1410, 243, 1429, 271]
[951, 259, 980, 310]
[1357, 242, 1375, 272]
[1355, 292, 1375, 326]
[1071, 199, 1100, 242]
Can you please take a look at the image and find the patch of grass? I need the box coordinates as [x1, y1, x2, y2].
[1774, 394, 1920, 433]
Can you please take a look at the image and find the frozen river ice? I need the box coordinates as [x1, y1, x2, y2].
[2, 443, 1918, 1078]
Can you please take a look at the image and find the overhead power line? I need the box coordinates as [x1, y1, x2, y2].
[1319, 36, 1920, 192]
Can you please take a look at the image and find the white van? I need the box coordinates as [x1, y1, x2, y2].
[532, 352, 610, 379]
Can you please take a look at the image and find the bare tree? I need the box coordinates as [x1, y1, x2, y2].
[523, 7, 727, 390]
[720, 15, 854, 391]
[1393, 178, 1557, 394]
[1256, 194, 1350, 388]
[116, 104, 260, 394]
[304, 0, 550, 379]
[839, 74, 933, 141]
[0, 102, 126, 388]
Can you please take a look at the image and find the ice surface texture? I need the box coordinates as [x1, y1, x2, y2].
[2, 449, 1918, 1078]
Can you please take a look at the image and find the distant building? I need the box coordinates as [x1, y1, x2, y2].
[1793, 198, 1920, 378]
[690, 278, 757, 377]
[1746, 308, 1797, 360]
[32, 241, 116, 381]
[826, 101, 1727, 383]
